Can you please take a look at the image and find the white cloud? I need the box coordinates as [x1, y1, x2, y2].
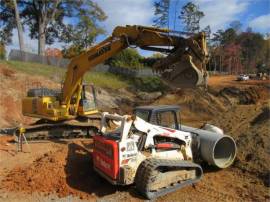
[194, 0, 250, 32]
[249, 14, 270, 32]
[94, 0, 155, 56]
[95, 0, 154, 33]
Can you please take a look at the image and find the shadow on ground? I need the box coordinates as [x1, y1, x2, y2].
[65, 142, 142, 199]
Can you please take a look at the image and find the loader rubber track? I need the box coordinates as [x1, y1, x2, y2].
[135, 158, 203, 199]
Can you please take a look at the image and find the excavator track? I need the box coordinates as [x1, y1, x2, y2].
[135, 158, 203, 199]
[0, 117, 100, 141]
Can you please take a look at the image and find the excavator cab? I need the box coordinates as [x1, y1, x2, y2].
[22, 84, 98, 121]
[77, 84, 98, 116]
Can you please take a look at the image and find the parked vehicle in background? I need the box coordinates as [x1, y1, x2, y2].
[237, 74, 249, 81]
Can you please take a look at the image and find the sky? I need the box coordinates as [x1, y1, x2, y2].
[6, 0, 270, 57]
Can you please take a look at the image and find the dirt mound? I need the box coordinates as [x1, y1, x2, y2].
[1, 140, 120, 200]
[1, 64, 269, 201]
[209, 104, 270, 189]
[208, 75, 270, 90]
[153, 84, 270, 193]
[0, 67, 16, 78]
[0, 63, 59, 128]
[251, 107, 270, 125]
[219, 86, 268, 105]
[153, 85, 269, 127]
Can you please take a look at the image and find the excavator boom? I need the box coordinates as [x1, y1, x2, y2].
[22, 25, 209, 122]
[62, 25, 208, 106]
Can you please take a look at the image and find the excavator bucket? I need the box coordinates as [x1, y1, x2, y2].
[153, 33, 209, 88]
[159, 54, 207, 88]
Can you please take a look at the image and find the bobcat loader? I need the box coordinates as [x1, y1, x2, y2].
[93, 111, 236, 199]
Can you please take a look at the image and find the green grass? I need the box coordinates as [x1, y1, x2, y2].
[84, 72, 129, 89]
[0, 60, 129, 89]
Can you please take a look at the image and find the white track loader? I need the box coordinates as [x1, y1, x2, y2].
[93, 110, 236, 199]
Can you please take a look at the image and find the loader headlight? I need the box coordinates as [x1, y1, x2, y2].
[127, 142, 134, 151]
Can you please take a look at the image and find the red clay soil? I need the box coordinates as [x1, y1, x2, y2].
[1, 139, 127, 200]
[0, 63, 59, 128]
[208, 75, 270, 90]
[1, 140, 97, 200]
[0, 65, 269, 201]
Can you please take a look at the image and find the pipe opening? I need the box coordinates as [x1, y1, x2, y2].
[213, 136, 236, 168]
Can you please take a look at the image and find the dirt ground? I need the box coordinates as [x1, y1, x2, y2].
[0, 64, 269, 201]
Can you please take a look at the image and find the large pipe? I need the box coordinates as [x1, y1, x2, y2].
[180, 124, 237, 168]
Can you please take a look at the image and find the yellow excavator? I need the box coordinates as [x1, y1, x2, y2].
[19, 25, 209, 139]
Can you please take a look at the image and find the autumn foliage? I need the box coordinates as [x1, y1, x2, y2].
[45, 48, 62, 58]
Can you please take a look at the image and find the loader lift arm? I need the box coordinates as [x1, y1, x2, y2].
[23, 25, 209, 121]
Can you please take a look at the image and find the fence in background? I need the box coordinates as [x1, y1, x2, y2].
[8, 49, 157, 77]
[95, 65, 157, 77]
[8, 49, 69, 68]
[8, 49, 238, 78]
[208, 71, 230, 75]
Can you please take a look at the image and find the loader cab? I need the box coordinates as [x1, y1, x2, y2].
[134, 105, 181, 130]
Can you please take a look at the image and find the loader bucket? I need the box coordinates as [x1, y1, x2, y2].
[160, 54, 207, 88]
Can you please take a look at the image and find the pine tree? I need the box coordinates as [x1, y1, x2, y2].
[179, 2, 204, 33]
[153, 0, 170, 28]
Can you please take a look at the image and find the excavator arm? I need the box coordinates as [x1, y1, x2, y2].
[62, 25, 209, 111]
[22, 25, 209, 121]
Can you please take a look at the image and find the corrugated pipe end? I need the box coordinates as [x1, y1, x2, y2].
[212, 136, 237, 168]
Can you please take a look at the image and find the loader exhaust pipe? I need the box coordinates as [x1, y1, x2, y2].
[181, 125, 237, 168]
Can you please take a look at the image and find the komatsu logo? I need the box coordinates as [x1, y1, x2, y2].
[88, 44, 111, 61]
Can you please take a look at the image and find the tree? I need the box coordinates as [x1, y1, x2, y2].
[237, 32, 266, 72]
[1, 0, 25, 52]
[202, 25, 211, 41]
[246, 27, 252, 33]
[0, 43, 6, 59]
[212, 29, 224, 47]
[221, 28, 237, 45]
[62, 44, 82, 59]
[61, 2, 106, 55]
[2, 1, 106, 56]
[210, 25, 269, 74]
[45, 48, 62, 58]
[0, 0, 16, 45]
[151, 53, 165, 58]
[229, 20, 242, 34]
[12, 0, 25, 52]
[223, 43, 243, 74]
[105, 48, 144, 69]
[153, 0, 170, 28]
[141, 53, 166, 67]
[179, 2, 204, 33]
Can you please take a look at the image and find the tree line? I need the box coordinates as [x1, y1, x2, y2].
[0, 0, 269, 74]
[0, 0, 106, 56]
[153, 0, 269, 74]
